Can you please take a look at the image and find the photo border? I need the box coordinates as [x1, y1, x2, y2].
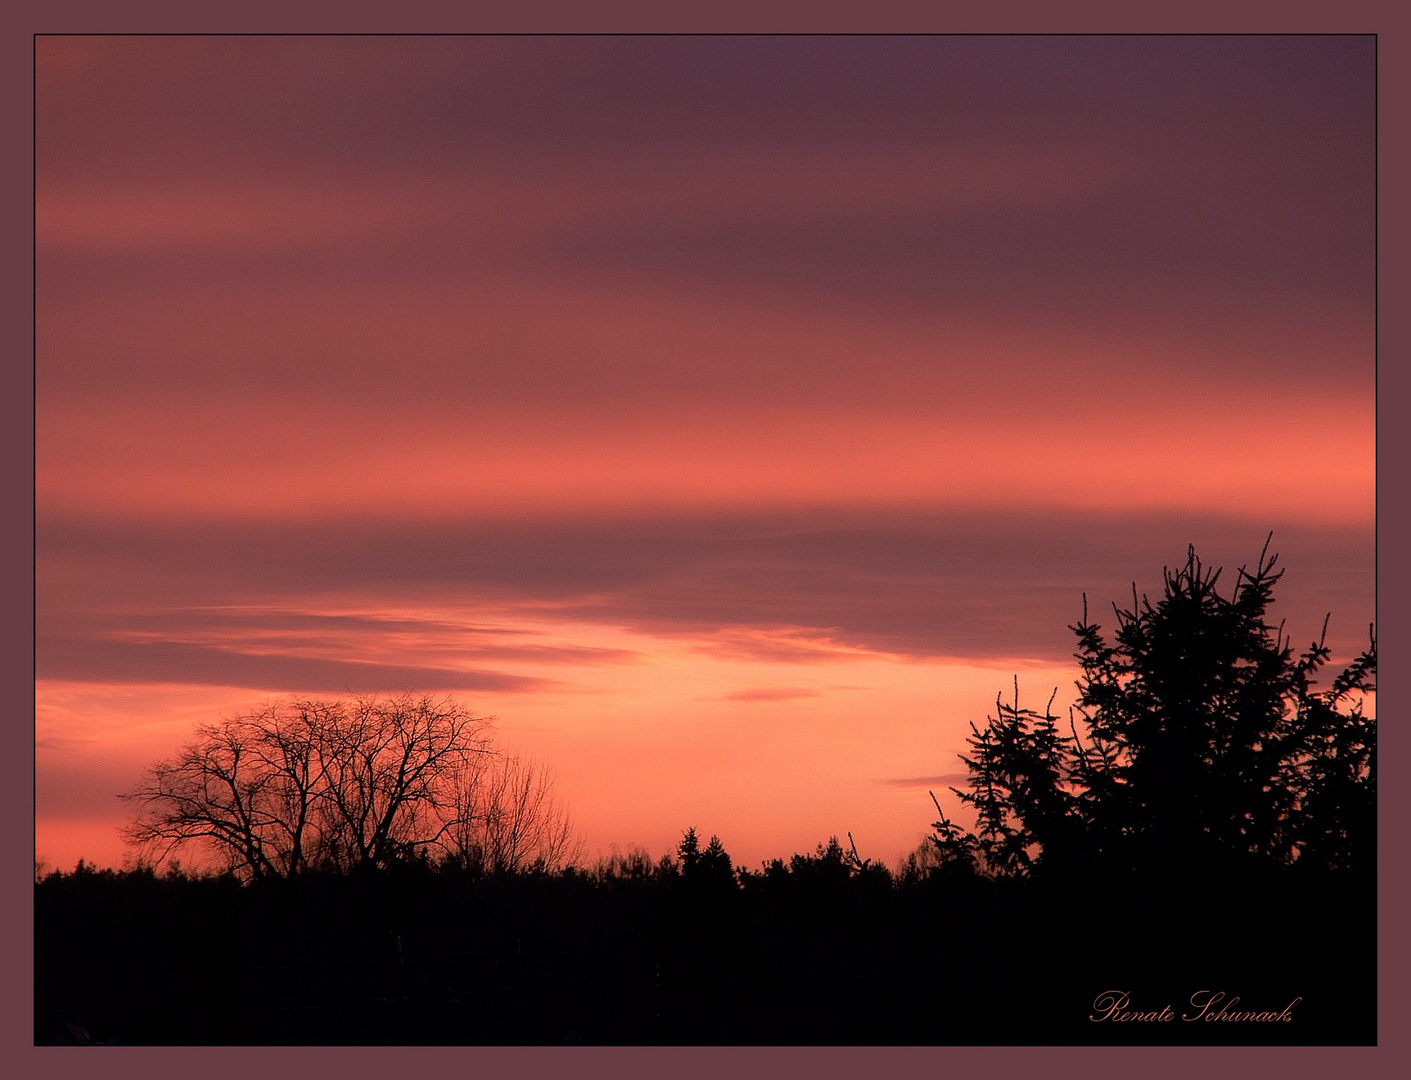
[13, 4, 1401, 1076]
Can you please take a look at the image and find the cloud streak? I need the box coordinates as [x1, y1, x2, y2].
[707, 689, 825, 703]
[37, 635, 553, 694]
[39, 506, 1375, 687]
[879, 774, 972, 791]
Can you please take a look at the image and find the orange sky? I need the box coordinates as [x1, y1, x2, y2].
[35, 36, 1375, 874]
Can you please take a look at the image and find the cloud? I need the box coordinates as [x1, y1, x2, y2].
[35, 756, 147, 817]
[879, 774, 972, 790]
[49, 607, 635, 665]
[689, 629, 881, 665]
[38, 38, 1372, 183]
[37, 506, 1375, 689]
[705, 688, 825, 703]
[37, 635, 553, 694]
[38, 38, 1371, 406]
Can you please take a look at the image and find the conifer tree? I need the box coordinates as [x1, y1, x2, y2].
[939, 539, 1375, 878]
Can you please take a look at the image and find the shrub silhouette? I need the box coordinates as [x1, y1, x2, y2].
[938, 539, 1375, 879]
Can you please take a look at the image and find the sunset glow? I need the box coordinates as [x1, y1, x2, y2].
[36, 35, 1374, 876]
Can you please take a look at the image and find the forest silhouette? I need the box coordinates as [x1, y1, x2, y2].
[35, 542, 1376, 1046]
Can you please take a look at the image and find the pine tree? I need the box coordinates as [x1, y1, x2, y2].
[940, 539, 1375, 878]
[677, 826, 701, 872]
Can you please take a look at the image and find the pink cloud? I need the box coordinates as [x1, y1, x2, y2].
[38, 507, 1375, 675]
[706, 688, 825, 703]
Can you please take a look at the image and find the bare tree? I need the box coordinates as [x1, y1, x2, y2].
[310, 696, 491, 873]
[123, 696, 494, 879]
[450, 754, 581, 874]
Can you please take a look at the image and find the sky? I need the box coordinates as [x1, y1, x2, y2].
[35, 35, 1375, 874]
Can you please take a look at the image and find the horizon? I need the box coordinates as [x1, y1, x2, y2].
[35, 35, 1375, 877]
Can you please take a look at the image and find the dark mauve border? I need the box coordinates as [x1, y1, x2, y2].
[10, 5, 1403, 1079]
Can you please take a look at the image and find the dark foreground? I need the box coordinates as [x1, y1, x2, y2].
[35, 858, 1375, 1046]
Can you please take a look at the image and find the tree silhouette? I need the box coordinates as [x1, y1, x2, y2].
[940, 539, 1376, 878]
[450, 754, 581, 874]
[675, 827, 735, 890]
[676, 825, 701, 870]
[698, 834, 734, 884]
[123, 695, 579, 879]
